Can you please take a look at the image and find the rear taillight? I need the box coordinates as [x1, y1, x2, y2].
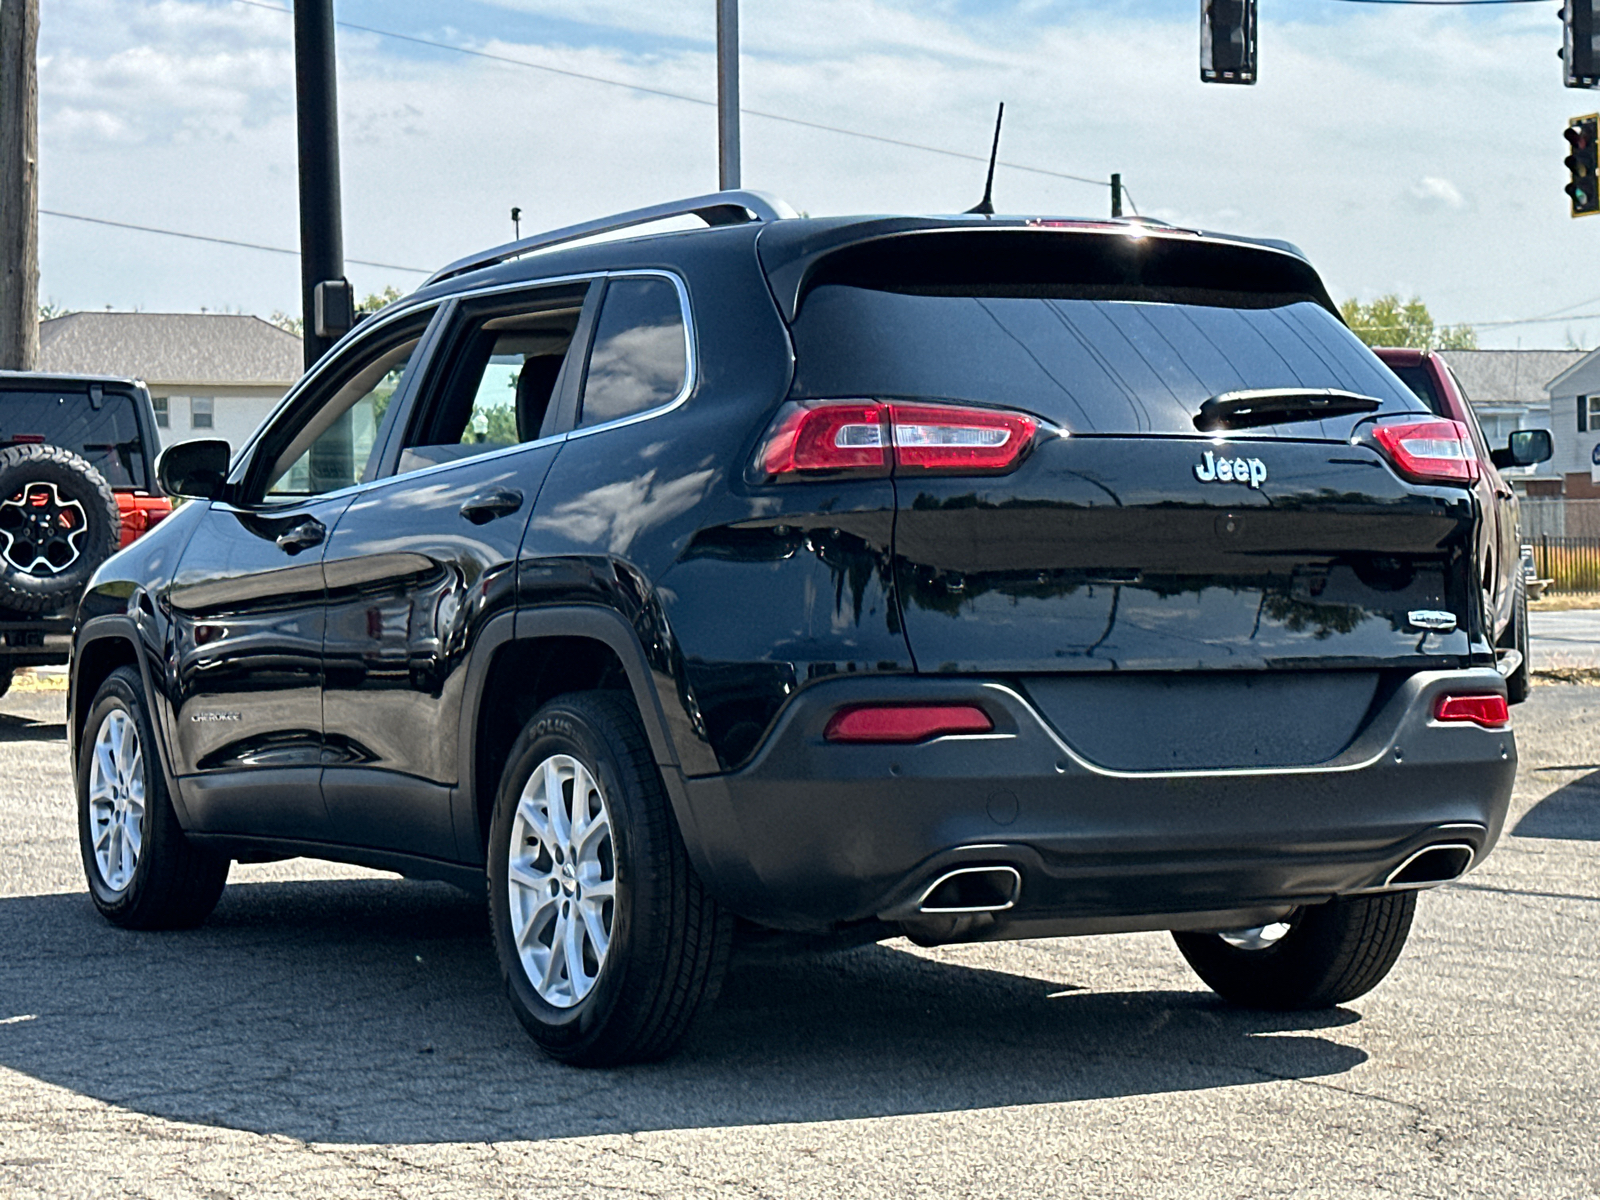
[1369, 419, 1480, 486]
[754, 400, 1039, 482]
[1433, 693, 1509, 729]
[824, 704, 995, 743]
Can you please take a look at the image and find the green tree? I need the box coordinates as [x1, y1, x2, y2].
[1339, 294, 1477, 351]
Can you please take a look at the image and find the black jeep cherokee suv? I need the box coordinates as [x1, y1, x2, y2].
[69, 193, 1516, 1065]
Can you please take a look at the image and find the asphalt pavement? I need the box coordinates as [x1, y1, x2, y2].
[0, 678, 1596, 1199]
[1530, 608, 1600, 670]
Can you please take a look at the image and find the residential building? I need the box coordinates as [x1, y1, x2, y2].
[1537, 347, 1600, 499]
[37, 312, 302, 456]
[1435, 349, 1581, 495]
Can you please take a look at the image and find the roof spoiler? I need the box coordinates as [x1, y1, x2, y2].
[426, 190, 798, 286]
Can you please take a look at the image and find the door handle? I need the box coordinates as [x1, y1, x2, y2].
[275, 518, 326, 554]
[459, 487, 524, 525]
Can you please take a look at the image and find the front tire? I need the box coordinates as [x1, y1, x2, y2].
[487, 691, 732, 1066]
[1173, 891, 1416, 1010]
[77, 666, 229, 929]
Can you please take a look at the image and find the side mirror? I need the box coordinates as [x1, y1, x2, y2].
[1491, 428, 1553, 470]
[156, 439, 232, 500]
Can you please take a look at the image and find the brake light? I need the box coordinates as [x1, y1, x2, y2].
[1370, 419, 1479, 486]
[824, 704, 995, 743]
[756, 400, 1039, 481]
[1433, 693, 1509, 729]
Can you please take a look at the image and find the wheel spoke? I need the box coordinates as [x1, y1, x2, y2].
[515, 890, 558, 948]
[544, 758, 572, 846]
[540, 912, 568, 994]
[563, 904, 588, 990]
[578, 873, 614, 903]
[507, 858, 552, 894]
[577, 898, 610, 960]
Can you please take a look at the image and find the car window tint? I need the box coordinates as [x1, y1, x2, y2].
[265, 339, 417, 498]
[578, 277, 687, 428]
[0, 390, 147, 487]
[790, 287, 1425, 439]
[394, 297, 583, 477]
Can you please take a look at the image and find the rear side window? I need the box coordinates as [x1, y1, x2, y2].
[1387, 363, 1446, 416]
[0, 390, 147, 487]
[578, 276, 688, 428]
[789, 287, 1425, 438]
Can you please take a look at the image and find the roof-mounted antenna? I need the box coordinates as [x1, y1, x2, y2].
[966, 102, 1005, 216]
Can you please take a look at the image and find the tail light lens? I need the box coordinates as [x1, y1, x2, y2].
[824, 704, 995, 743]
[755, 400, 1039, 481]
[1370, 419, 1480, 486]
[1434, 693, 1509, 729]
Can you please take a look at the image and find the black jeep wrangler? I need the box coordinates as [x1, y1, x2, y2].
[69, 194, 1516, 1065]
[0, 372, 167, 694]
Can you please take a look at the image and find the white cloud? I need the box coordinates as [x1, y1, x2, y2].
[1409, 176, 1467, 212]
[30, 0, 1600, 349]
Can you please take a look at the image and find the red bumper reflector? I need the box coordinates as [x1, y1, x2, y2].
[824, 704, 994, 744]
[1434, 693, 1509, 729]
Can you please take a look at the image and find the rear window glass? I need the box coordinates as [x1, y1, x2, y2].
[789, 287, 1425, 437]
[1386, 363, 1446, 416]
[0, 390, 147, 487]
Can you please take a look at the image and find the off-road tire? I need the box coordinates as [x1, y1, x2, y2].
[78, 666, 229, 929]
[0, 444, 121, 613]
[1503, 572, 1532, 704]
[487, 690, 732, 1066]
[1173, 891, 1417, 1010]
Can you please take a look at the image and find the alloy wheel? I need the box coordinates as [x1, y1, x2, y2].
[87, 709, 145, 893]
[0, 482, 88, 575]
[507, 753, 617, 1008]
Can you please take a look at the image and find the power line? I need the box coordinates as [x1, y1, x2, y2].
[39, 209, 431, 274]
[230, 0, 1116, 192]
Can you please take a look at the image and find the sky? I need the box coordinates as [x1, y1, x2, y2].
[32, 0, 1600, 349]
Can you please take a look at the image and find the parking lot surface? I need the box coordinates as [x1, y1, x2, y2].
[0, 681, 1596, 1199]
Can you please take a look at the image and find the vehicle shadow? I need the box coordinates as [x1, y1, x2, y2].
[1514, 769, 1600, 841]
[0, 880, 1366, 1145]
[0, 711, 65, 742]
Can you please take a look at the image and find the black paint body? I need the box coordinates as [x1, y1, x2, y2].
[70, 215, 1516, 935]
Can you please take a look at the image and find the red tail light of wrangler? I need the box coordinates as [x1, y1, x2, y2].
[824, 704, 995, 744]
[1433, 693, 1509, 729]
[756, 400, 1039, 481]
[1370, 419, 1479, 486]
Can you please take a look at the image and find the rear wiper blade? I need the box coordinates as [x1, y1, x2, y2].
[1194, 388, 1382, 433]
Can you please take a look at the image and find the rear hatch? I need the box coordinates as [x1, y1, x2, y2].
[763, 223, 1482, 771]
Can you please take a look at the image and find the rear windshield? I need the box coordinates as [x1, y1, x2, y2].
[0, 389, 148, 487]
[789, 287, 1425, 437]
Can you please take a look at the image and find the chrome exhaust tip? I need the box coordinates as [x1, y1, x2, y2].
[1385, 843, 1475, 889]
[916, 865, 1022, 914]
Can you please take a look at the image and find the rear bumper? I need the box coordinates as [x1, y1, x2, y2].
[676, 668, 1516, 933]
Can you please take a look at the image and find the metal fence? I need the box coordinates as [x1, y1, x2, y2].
[1529, 535, 1600, 594]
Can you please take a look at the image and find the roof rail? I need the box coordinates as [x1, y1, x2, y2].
[426, 189, 799, 286]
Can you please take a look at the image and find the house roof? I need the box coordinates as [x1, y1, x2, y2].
[1545, 345, 1600, 397]
[1434, 349, 1585, 408]
[37, 312, 303, 388]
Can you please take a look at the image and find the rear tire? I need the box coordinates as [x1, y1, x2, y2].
[77, 666, 229, 929]
[1503, 572, 1531, 704]
[1173, 891, 1416, 1009]
[487, 690, 732, 1066]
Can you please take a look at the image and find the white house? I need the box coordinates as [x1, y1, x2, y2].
[1435, 349, 1583, 496]
[1538, 348, 1600, 500]
[37, 312, 302, 457]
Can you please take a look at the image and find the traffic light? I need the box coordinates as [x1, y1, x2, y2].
[1566, 115, 1600, 217]
[1563, 2, 1600, 88]
[1201, 0, 1256, 85]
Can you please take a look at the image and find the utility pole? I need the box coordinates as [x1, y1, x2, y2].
[1110, 173, 1123, 219]
[293, 0, 348, 369]
[0, 0, 39, 372]
[716, 0, 740, 190]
